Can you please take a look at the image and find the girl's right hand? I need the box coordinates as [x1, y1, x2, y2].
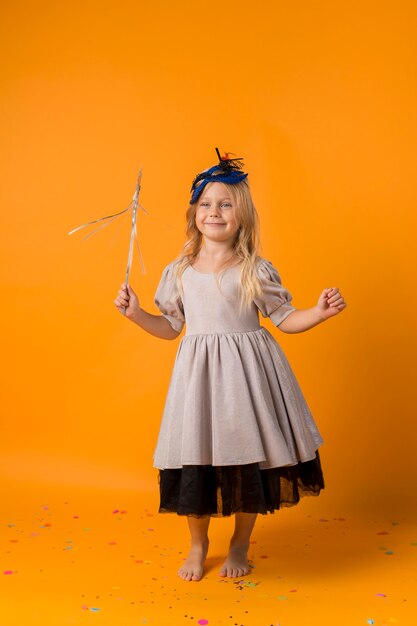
[114, 283, 140, 319]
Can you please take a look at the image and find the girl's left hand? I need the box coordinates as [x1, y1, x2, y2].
[317, 288, 347, 320]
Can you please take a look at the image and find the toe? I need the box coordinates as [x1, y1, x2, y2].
[219, 566, 227, 577]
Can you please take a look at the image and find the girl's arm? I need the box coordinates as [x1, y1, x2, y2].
[278, 287, 347, 334]
[114, 284, 180, 340]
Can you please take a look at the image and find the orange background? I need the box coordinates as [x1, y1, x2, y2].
[1, 1, 416, 517]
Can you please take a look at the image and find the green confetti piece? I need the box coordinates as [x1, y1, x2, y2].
[277, 595, 288, 601]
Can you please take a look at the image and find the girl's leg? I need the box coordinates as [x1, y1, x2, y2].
[178, 515, 211, 582]
[219, 512, 257, 578]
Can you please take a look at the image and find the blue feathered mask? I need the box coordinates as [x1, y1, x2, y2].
[190, 148, 248, 204]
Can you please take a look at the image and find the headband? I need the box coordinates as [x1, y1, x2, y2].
[190, 148, 248, 204]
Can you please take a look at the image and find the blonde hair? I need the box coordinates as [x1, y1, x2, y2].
[173, 178, 264, 312]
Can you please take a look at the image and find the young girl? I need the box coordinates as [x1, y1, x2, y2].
[114, 150, 347, 583]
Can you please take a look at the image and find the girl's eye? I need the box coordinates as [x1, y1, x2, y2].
[221, 203, 231, 208]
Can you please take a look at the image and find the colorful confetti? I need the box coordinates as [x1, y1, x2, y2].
[2, 498, 416, 625]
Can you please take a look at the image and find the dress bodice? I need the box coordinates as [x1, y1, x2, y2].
[154, 257, 297, 335]
[182, 265, 261, 335]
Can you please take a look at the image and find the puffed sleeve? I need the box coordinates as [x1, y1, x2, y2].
[254, 259, 297, 327]
[154, 262, 185, 333]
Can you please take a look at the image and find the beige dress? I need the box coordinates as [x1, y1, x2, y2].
[153, 257, 324, 471]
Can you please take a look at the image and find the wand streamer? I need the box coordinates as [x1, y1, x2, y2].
[68, 168, 147, 315]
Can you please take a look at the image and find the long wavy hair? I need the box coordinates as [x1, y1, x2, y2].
[172, 178, 264, 312]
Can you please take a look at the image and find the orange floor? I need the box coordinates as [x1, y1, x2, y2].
[1, 479, 416, 626]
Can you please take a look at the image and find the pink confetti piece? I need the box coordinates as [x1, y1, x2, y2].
[82, 605, 89, 610]
[198, 621, 209, 625]
[108, 541, 117, 545]
[376, 593, 387, 597]
[4, 570, 13, 575]
[377, 531, 389, 535]
[289, 589, 298, 592]
[319, 518, 329, 522]
[112, 510, 119, 514]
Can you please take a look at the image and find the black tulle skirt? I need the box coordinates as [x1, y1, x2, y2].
[157, 450, 325, 518]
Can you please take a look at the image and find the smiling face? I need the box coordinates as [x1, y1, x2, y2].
[194, 182, 241, 244]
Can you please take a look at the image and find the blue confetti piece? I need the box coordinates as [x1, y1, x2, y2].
[90, 607, 101, 612]
[367, 620, 375, 625]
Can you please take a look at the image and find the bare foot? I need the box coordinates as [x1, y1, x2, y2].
[219, 542, 250, 578]
[178, 540, 209, 582]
